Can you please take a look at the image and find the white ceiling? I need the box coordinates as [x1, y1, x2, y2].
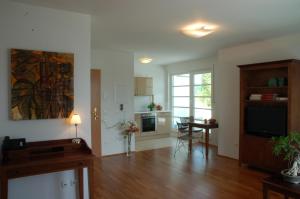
[12, 0, 300, 65]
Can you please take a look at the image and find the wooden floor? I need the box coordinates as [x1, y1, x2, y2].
[94, 144, 281, 199]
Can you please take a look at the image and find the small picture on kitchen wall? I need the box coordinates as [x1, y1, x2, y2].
[11, 49, 74, 120]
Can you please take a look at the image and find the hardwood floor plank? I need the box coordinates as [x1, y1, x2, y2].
[94, 144, 281, 199]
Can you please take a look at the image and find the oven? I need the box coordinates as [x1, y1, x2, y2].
[141, 113, 156, 132]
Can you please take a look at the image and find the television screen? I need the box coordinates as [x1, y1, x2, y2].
[246, 105, 287, 137]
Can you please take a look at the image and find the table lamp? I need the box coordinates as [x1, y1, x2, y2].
[71, 114, 81, 144]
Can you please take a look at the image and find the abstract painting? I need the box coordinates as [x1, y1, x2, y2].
[11, 49, 74, 120]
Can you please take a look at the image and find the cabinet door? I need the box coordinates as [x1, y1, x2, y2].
[135, 77, 144, 96]
[134, 78, 138, 96]
[242, 135, 265, 167]
[144, 77, 153, 95]
[264, 141, 287, 172]
[134, 114, 142, 136]
[134, 77, 153, 96]
[242, 135, 288, 171]
[156, 113, 171, 134]
[145, 77, 152, 87]
[144, 87, 153, 96]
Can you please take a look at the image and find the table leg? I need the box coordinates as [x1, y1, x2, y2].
[188, 123, 192, 154]
[1, 175, 8, 199]
[262, 184, 268, 199]
[77, 168, 84, 199]
[205, 128, 209, 159]
[88, 160, 94, 199]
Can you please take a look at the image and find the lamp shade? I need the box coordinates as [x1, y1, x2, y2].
[71, 114, 81, 125]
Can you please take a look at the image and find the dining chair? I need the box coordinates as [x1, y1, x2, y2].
[179, 116, 203, 133]
[173, 121, 203, 157]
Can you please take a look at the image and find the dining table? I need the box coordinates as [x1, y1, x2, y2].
[188, 121, 219, 159]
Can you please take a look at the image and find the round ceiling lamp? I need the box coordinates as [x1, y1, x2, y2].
[181, 22, 218, 38]
[139, 57, 153, 64]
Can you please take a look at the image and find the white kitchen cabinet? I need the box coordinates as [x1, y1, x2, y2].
[134, 77, 153, 96]
[156, 112, 171, 134]
[134, 111, 172, 139]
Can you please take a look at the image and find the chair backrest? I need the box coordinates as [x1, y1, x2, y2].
[180, 116, 194, 127]
[176, 122, 188, 131]
[180, 117, 190, 124]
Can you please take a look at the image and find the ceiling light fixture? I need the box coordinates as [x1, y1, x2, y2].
[139, 57, 153, 64]
[181, 22, 218, 38]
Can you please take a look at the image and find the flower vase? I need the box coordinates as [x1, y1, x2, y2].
[127, 133, 132, 156]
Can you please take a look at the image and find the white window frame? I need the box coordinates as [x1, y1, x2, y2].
[171, 73, 191, 125]
[169, 69, 214, 128]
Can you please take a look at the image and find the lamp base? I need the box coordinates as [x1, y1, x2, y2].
[72, 138, 81, 144]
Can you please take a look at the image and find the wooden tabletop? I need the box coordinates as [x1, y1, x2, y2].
[263, 175, 300, 194]
[188, 122, 219, 129]
[0, 138, 95, 199]
[1, 152, 94, 168]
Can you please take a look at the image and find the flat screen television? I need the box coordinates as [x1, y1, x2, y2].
[245, 105, 287, 137]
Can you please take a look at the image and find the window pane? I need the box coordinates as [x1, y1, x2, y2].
[172, 117, 181, 127]
[173, 97, 190, 107]
[194, 109, 211, 120]
[194, 119, 203, 123]
[194, 73, 211, 85]
[195, 97, 211, 109]
[171, 72, 213, 130]
[173, 107, 189, 117]
[173, 86, 190, 96]
[194, 85, 211, 96]
[173, 74, 190, 86]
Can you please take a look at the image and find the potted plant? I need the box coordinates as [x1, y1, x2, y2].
[147, 102, 156, 111]
[120, 120, 139, 156]
[272, 132, 300, 183]
[156, 104, 162, 111]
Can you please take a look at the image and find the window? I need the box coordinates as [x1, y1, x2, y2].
[193, 73, 212, 122]
[171, 72, 213, 127]
[171, 74, 190, 126]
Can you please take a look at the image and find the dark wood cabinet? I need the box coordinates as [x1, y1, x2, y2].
[242, 135, 266, 167]
[0, 139, 95, 199]
[238, 59, 300, 172]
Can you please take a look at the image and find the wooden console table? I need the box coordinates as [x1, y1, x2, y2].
[188, 121, 219, 159]
[0, 139, 95, 199]
[263, 175, 300, 199]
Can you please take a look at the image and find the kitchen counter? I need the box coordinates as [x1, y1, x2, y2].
[135, 110, 171, 114]
[134, 111, 172, 140]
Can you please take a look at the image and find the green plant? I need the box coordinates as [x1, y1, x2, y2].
[273, 133, 300, 162]
[147, 102, 156, 111]
[272, 132, 300, 176]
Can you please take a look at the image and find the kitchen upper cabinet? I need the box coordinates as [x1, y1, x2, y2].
[135, 77, 153, 96]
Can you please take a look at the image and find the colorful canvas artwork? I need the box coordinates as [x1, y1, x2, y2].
[11, 49, 74, 120]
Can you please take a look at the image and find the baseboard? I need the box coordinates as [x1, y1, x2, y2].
[102, 151, 136, 158]
[217, 154, 238, 161]
[136, 133, 170, 141]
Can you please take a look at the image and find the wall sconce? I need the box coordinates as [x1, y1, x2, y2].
[70, 114, 81, 144]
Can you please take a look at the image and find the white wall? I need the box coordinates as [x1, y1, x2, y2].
[0, 1, 91, 198]
[165, 33, 300, 159]
[164, 56, 216, 74]
[134, 60, 166, 112]
[215, 33, 300, 159]
[164, 56, 218, 145]
[91, 49, 134, 156]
